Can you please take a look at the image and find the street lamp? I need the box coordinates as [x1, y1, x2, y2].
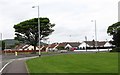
[91, 20, 99, 52]
[32, 6, 41, 57]
[0, 33, 2, 50]
[85, 36, 87, 52]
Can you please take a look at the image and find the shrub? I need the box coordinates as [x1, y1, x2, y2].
[110, 47, 120, 52]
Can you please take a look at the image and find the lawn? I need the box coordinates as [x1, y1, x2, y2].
[26, 53, 118, 74]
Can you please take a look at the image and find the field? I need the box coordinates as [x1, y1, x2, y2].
[26, 53, 118, 74]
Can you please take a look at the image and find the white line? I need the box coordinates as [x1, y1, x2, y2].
[25, 62, 30, 75]
[0, 56, 38, 74]
[0, 59, 15, 73]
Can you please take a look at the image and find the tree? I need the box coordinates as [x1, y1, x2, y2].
[107, 22, 120, 47]
[14, 18, 55, 53]
[2, 41, 5, 50]
[0, 41, 5, 50]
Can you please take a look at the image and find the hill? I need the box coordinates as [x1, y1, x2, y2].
[4, 39, 19, 45]
[2, 39, 47, 49]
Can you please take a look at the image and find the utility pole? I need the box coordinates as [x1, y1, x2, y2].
[85, 36, 87, 52]
[91, 20, 98, 52]
[32, 6, 41, 57]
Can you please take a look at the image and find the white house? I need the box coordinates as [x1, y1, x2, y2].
[48, 43, 59, 51]
[104, 42, 113, 47]
[65, 44, 72, 49]
[78, 42, 89, 49]
[24, 45, 39, 50]
[15, 44, 29, 51]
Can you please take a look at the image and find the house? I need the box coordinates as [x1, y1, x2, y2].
[15, 44, 29, 51]
[38, 45, 49, 52]
[78, 42, 89, 49]
[57, 42, 68, 49]
[59, 42, 81, 50]
[25, 45, 39, 50]
[82, 41, 107, 47]
[97, 41, 106, 47]
[104, 42, 113, 47]
[15, 44, 39, 51]
[79, 40, 113, 49]
[47, 43, 59, 51]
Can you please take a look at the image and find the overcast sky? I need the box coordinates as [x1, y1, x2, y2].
[0, 0, 119, 43]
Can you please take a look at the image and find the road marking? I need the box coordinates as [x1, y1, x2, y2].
[25, 62, 30, 75]
[0, 56, 38, 74]
[0, 59, 15, 73]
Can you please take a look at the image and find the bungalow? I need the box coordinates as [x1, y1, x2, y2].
[60, 42, 81, 50]
[15, 44, 29, 51]
[58, 42, 67, 48]
[57, 42, 68, 49]
[15, 44, 39, 51]
[25, 45, 39, 50]
[78, 42, 89, 49]
[97, 41, 106, 47]
[47, 43, 59, 51]
[104, 41, 113, 47]
[79, 41, 113, 49]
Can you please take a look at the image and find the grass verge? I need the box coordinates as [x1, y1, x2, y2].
[26, 53, 118, 74]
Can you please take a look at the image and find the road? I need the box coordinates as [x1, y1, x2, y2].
[0, 54, 38, 70]
[1, 60, 28, 75]
[1, 54, 39, 75]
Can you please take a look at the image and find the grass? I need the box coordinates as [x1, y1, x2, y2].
[26, 53, 118, 74]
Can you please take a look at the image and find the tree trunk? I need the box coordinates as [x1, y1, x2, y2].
[32, 45, 36, 54]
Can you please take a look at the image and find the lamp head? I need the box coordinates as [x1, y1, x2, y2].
[32, 6, 35, 8]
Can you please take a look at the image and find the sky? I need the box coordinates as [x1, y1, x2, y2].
[0, 0, 119, 43]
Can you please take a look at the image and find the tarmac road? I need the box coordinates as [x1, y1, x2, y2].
[1, 55, 39, 75]
[1, 60, 28, 75]
[1, 54, 38, 67]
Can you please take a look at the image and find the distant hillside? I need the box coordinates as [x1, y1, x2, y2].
[3, 39, 19, 48]
[4, 39, 19, 45]
[3, 39, 47, 49]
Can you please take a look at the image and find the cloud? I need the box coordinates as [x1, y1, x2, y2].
[0, 0, 119, 43]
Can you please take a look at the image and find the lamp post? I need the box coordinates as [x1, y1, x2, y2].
[91, 20, 99, 52]
[32, 6, 41, 57]
[85, 36, 87, 52]
[0, 33, 2, 50]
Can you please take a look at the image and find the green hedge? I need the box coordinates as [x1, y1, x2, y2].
[110, 47, 120, 52]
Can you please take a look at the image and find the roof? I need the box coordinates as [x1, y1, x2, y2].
[15, 44, 29, 49]
[68, 42, 81, 47]
[97, 41, 106, 47]
[84, 41, 106, 47]
[49, 43, 58, 48]
[58, 42, 67, 47]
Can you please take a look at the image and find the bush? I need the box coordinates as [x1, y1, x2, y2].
[110, 47, 120, 52]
